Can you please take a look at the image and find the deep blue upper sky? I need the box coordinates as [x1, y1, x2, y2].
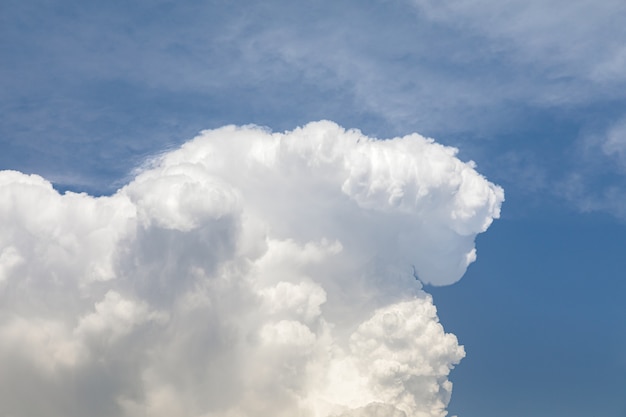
[2, 1, 626, 415]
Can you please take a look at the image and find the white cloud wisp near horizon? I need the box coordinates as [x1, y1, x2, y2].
[0, 121, 503, 417]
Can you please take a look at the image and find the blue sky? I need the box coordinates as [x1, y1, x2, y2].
[2, 1, 626, 416]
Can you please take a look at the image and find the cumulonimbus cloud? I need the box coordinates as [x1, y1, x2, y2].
[0, 121, 503, 417]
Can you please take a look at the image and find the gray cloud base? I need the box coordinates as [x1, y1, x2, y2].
[0, 121, 502, 417]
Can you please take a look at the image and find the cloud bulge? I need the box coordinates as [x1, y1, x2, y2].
[0, 121, 503, 417]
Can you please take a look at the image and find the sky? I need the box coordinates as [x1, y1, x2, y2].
[1, 1, 626, 416]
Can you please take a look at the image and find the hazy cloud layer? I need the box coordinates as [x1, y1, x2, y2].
[2, 0, 626, 220]
[0, 121, 502, 416]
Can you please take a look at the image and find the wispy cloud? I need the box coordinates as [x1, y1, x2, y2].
[599, 117, 626, 168]
[2, 0, 625, 220]
[558, 115, 626, 219]
[408, 0, 626, 88]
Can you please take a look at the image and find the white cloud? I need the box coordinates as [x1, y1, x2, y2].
[0, 121, 502, 416]
[409, 0, 626, 89]
[559, 116, 626, 219]
[600, 118, 626, 167]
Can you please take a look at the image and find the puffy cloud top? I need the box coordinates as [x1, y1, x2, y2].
[0, 121, 502, 417]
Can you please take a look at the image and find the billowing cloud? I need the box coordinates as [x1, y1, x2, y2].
[0, 121, 503, 417]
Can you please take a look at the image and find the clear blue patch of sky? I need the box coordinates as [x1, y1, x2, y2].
[428, 212, 626, 417]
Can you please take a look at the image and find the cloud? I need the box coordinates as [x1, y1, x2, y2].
[557, 116, 626, 219]
[0, 121, 502, 416]
[600, 117, 626, 168]
[4, 0, 626, 209]
[408, 0, 626, 88]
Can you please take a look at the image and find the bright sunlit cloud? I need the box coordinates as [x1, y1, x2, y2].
[0, 121, 503, 417]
